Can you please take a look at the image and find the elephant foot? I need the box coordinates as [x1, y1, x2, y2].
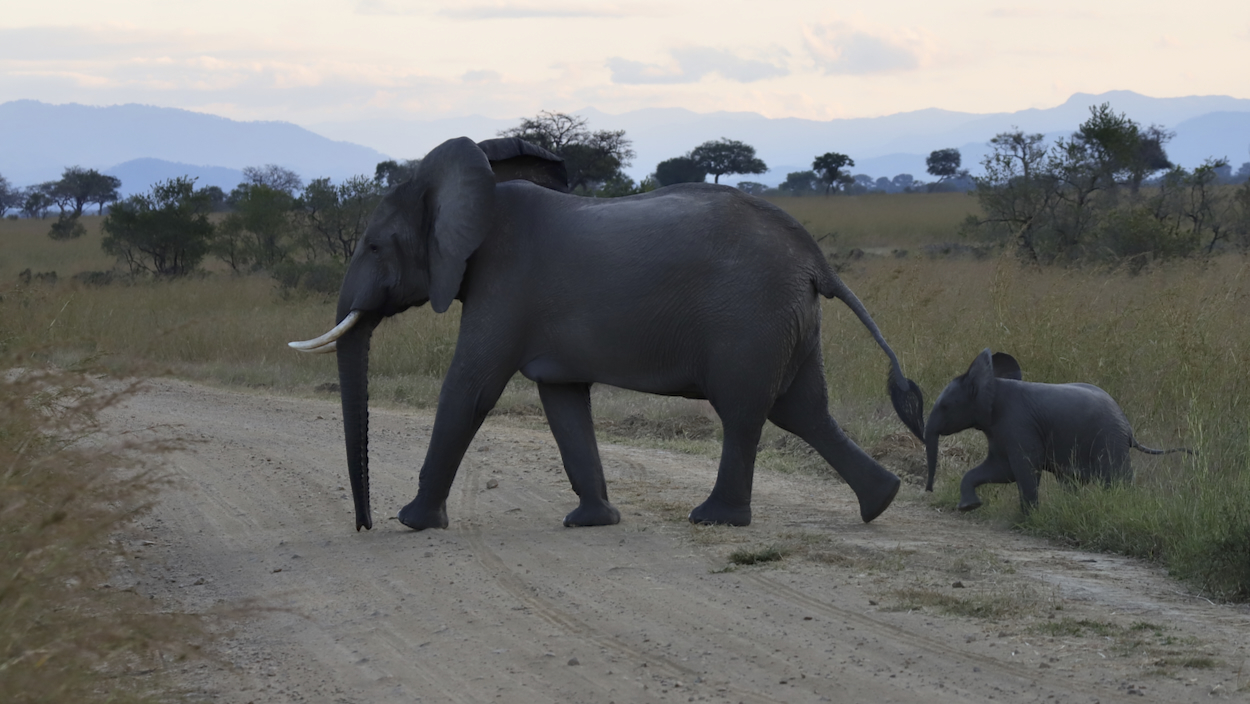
[563, 500, 622, 528]
[688, 497, 751, 526]
[956, 498, 982, 512]
[397, 498, 449, 531]
[857, 472, 901, 523]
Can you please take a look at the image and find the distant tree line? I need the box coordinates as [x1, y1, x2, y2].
[10, 103, 1249, 282]
[965, 103, 1250, 264]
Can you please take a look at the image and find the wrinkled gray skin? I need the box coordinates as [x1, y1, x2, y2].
[925, 349, 1186, 512]
[332, 136, 925, 532]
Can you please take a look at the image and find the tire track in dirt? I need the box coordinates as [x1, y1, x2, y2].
[739, 571, 1129, 701]
[452, 451, 803, 704]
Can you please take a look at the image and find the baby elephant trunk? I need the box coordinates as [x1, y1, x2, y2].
[924, 427, 941, 492]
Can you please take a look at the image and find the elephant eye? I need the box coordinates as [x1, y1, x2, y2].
[369, 243, 379, 253]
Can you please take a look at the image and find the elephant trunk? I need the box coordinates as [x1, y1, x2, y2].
[924, 427, 941, 493]
[336, 313, 380, 530]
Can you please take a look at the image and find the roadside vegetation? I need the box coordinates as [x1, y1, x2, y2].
[0, 356, 204, 702]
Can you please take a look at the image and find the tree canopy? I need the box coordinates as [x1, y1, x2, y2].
[688, 138, 767, 184]
[50, 166, 121, 217]
[654, 156, 707, 186]
[926, 149, 962, 181]
[498, 111, 635, 194]
[0, 173, 18, 215]
[374, 159, 421, 187]
[297, 175, 385, 263]
[812, 152, 854, 195]
[102, 177, 216, 277]
[242, 164, 304, 195]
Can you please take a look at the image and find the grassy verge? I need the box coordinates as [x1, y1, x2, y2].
[1, 358, 203, 702]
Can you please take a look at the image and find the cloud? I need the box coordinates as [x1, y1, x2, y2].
[356, 1, 636, 19]
[802, 22, 922, 76]
[607, 47, 787, 85]
[462, 69, 501, 83]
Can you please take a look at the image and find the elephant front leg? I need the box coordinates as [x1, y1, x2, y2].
[398, 366, 511, 531]
[957, 458, 1014, 512]
[538, 382, 620, 528]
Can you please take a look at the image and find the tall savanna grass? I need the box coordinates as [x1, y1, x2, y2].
[833, 255, 1250, 599]
[765, 192, 980, 250]
[3, 203, 1248, 599]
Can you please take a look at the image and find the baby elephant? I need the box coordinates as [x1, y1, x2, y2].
[925, 349, 1188, 512]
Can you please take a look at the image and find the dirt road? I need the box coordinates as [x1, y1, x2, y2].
[107, 379, 1248, 702]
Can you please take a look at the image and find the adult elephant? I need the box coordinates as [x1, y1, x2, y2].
[291, 136, 925, 532]
[924, 349, 1190, 512]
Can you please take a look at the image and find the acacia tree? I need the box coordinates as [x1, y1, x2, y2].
[778, 170, 820, 196]
[0, 173, 18, 215]
[102, 177, 215, 277]
[20, 185, 56, 219]
[215, 183, 296, 270]
[241, 164, 303, 195]
[297, 175, 385, 263]
[689, 138, 767, 184]
[374, 159, 421, 187]
[926, 149, 962, 182]
[51, 166, 121, 217]
[654, 156, 707, 186]
[812, 152, 854, 195]
[499, 111, 635, 193]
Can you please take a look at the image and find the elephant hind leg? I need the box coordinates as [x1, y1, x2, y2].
[766, 352, 900, 523]
[538, 382, 620, 528]
[688, 376, 778, 526]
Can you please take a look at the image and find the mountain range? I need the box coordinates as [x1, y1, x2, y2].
[2, 91, 1249, 196]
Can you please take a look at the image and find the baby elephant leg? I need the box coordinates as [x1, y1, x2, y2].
[958, 459, 1014, 512]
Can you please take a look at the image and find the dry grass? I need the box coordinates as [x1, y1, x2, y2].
[0, 357, 204, 703]
[763, 192, 981, 251]
[0, 215, 116, 281]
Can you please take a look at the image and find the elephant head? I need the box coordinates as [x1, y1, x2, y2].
[924, 349, 1021, 491]
[289, 137, 564, 530]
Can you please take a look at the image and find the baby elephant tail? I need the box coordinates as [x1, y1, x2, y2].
[1131, 438, 1195, 456]
[818, 269, 925, 440]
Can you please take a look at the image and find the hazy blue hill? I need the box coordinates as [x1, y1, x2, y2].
[104, 159, 246, 198]
[1168, 112, 1250, 168]
[0, 100, 388, 187]
[5, 92, 1249, 191]
[307, 91, 1250, 186]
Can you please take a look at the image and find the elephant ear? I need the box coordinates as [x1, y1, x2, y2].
[966, 348, 997, 427]
[418, 137, 497, 313]
[477, 137, 570, 193]
[991, 352, 1023, 380]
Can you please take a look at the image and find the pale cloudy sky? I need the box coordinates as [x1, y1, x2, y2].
[1, 1, 1247, 124]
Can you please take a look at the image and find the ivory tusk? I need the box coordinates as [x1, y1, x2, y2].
[288, 311, 360, 352]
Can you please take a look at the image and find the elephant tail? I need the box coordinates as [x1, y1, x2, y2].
[817, 269, 925, 441]
[1131, 437, 1195, 456]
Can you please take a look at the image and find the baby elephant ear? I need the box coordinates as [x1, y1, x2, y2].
[991, 352, 1023, 380]
[476, 137, 570, 193]
[967, 348, 997, 426]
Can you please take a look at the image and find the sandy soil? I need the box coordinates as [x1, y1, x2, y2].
[105, 378, 1249, 703]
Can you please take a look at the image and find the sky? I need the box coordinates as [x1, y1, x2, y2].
[2, 1, 1248, 126]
